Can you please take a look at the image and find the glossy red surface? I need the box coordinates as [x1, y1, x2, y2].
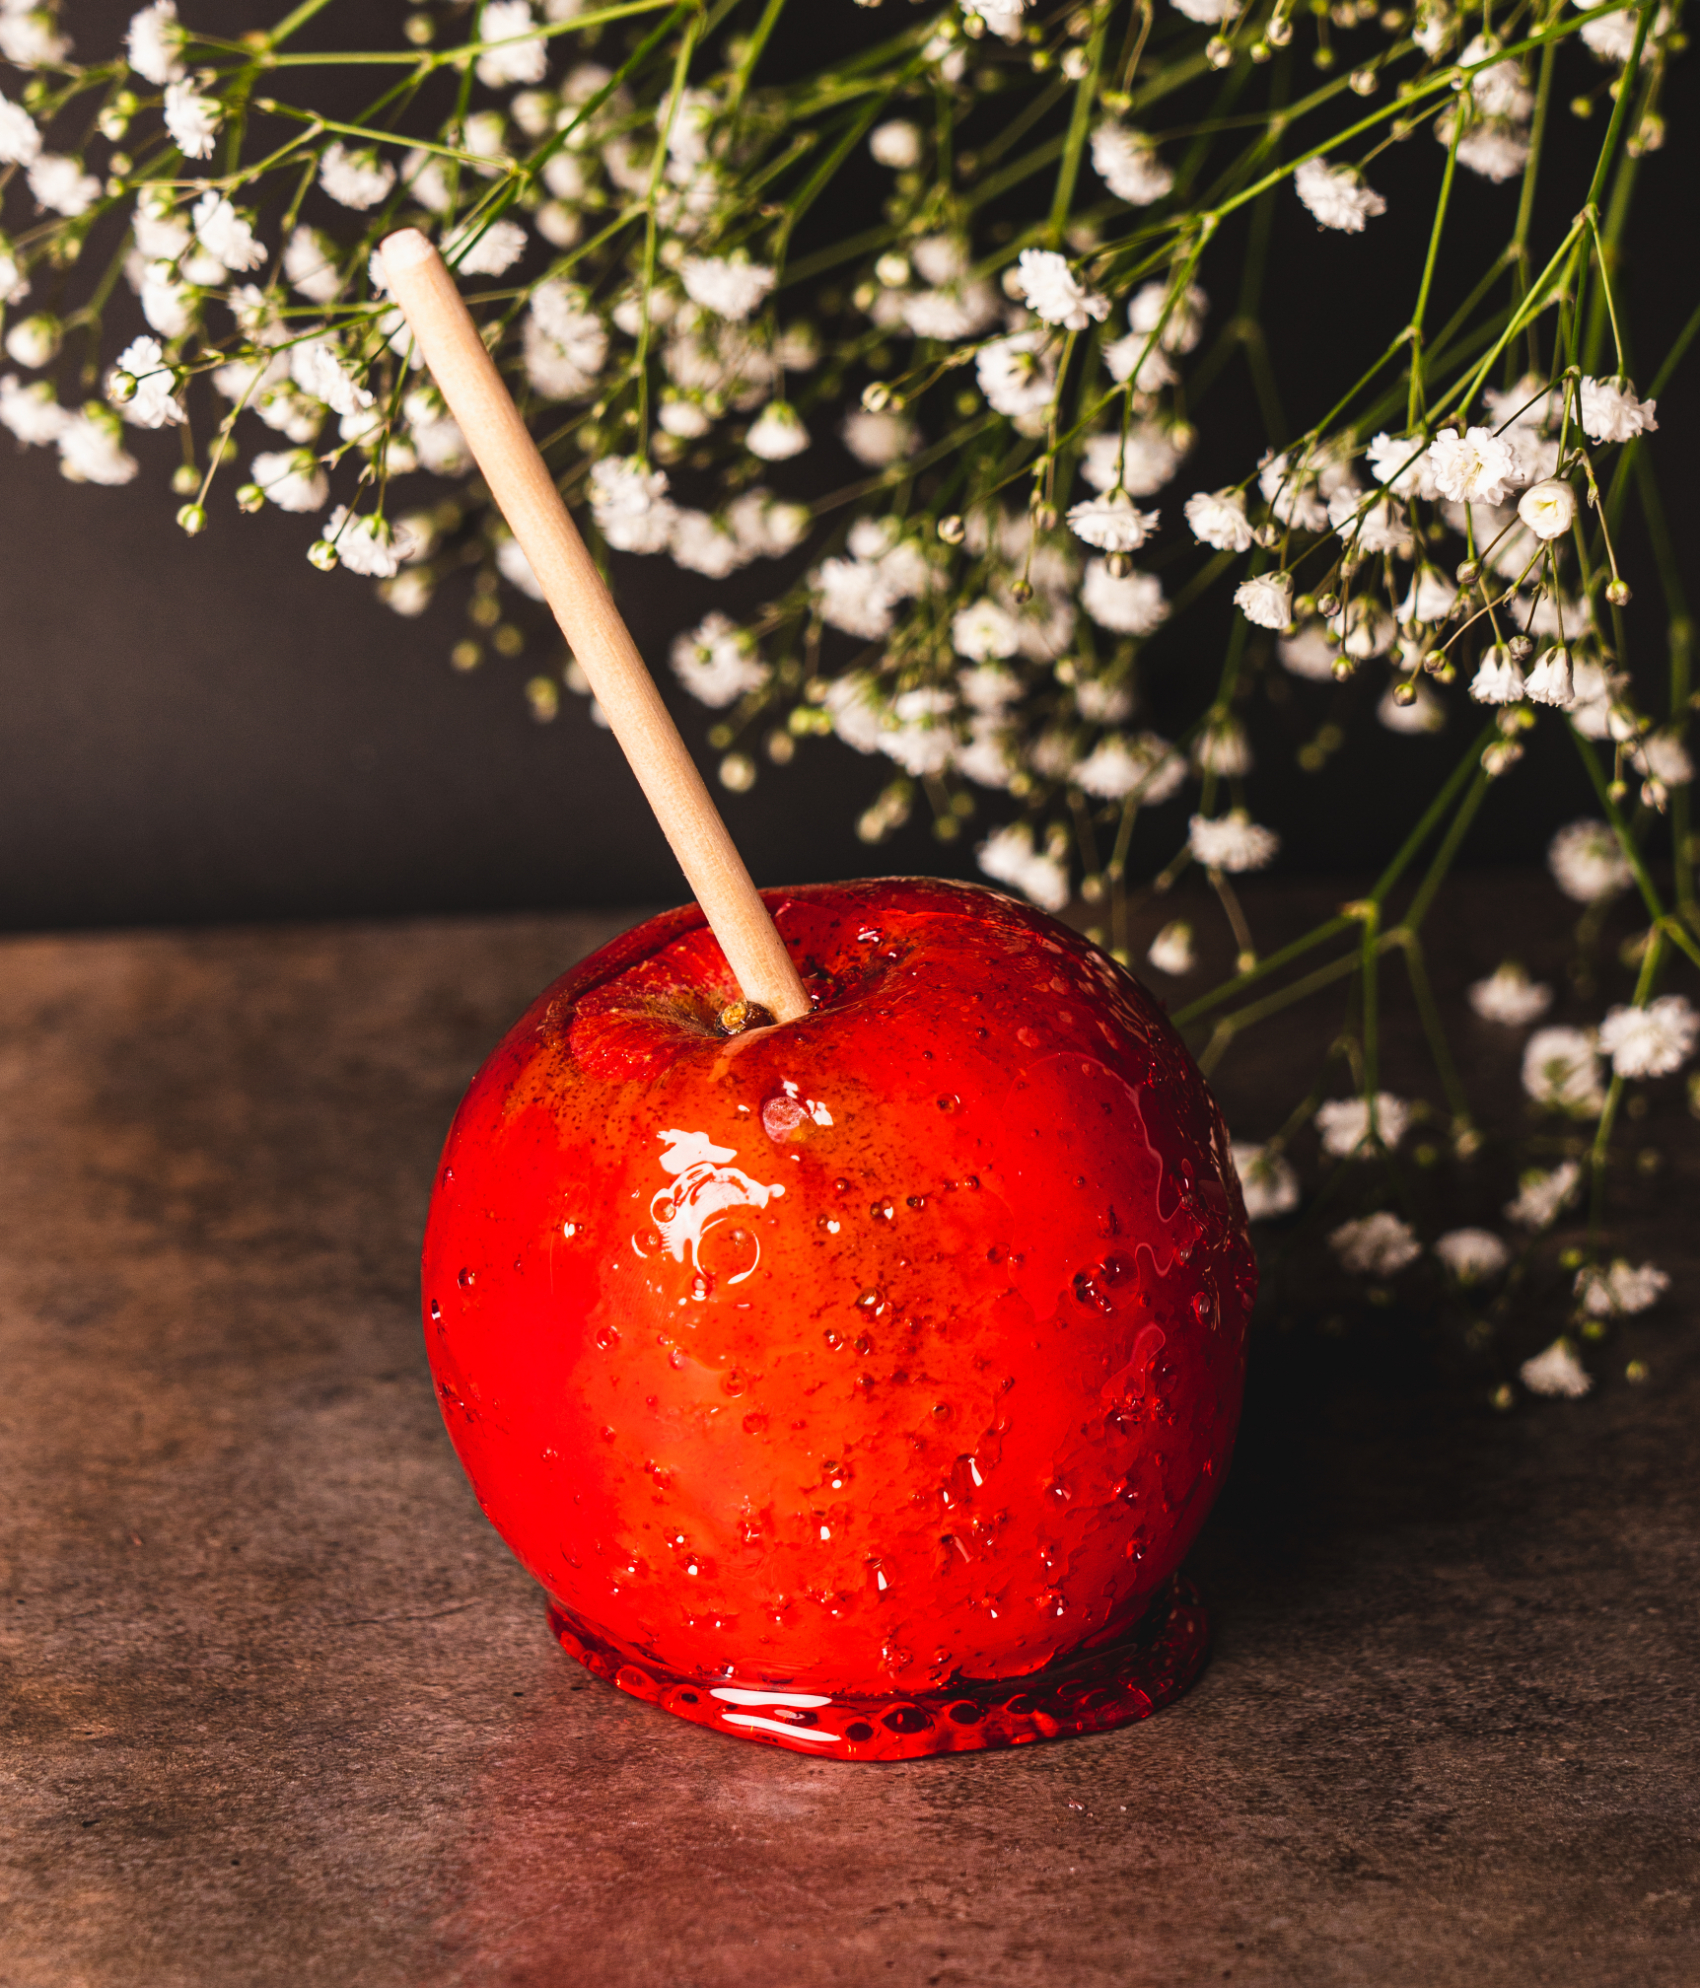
[422, 879, 1255, 1758]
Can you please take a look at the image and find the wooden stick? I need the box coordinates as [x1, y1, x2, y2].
[378, 227, 812, 1026]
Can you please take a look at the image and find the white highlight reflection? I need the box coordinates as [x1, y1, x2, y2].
[634, 1129, 785, 1286]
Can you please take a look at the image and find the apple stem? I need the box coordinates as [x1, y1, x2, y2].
[378, 228, 812, 1027]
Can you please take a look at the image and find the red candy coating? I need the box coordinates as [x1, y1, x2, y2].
[422, 880, 1255, 1758]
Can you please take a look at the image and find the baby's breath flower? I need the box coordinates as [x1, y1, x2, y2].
[1447, 114, 1531, 184]
[162, 80, 220, 161]
[841, 406, 916, 466]
[976, 331, 1056, 421]
[1577, 375, 1658, 445]
[523, 282, 608, 400]
[1597, 995, 1699, 1080]
[1434, 1228, 1511, 1283]
[1548, 819, 1632, 903]
[0, 7, 70, 67]
[476, 0, 547, 86]
[869, 120, 922, 169]
[190, 192, 264, 274]
[1090, 123, 1174, 205]
[1082, 560, 1167, 636]
[444, 217, 528, 277]
[0, 371, 69, 446]
[951, 598, 1022, 663]
[1523, 646, 1575, 707]
[1330, 1212, 1421, 1276]
[1366, 431, 1439, 499]
[250, 448, 328, 513]
[746, 399, 809, 462]
[1294, 156, 1387, 232]
[669, 509, 745, 579]
[126, 0, 183, 84]
[1316, 1093, 1410, 1156]
[1102, 330, 1177, 394]
[1505, 1160, 1581, 1231]
[1521, 1025, 1605, 1115]
[901, 282, 1000, 341]
[1234, 571, 1293, 631]
[1127, 282, 1207, 356]
[816, 556, 898, 640]
[57, 407, 138, 486]
[1574, 1259, 1669, 1318]
[726, 488, 809, 560]
[977, 821, 1069, 914]
[290, 339, 373, 419]
[1067, 492, 1159, 553]
[1258, 449, 1327, 531]
[1194, 718, 1252, 778]
[589, 455, 675, 555]
[0, 245, 28, 308]
[27, 154, 101, 217]
[111, 335, 184, 428]
[1184, 487, 1254, 552]
[1081, 424, 1187, 497]
[3, 311, 55, 368]
[133, 258, 195, 339]
[1232, 1142, 1299, 1219]
[1520, 1338, 1591, 1398]
[1427, 425, 1521, 505]
[671, 612, 768, 708]
[0, 91, 42, 166]
[1277, 625, 1336, 681]
[1148, 920, 1197, 977]
[681, 254, 775, 323]
[1469, 962, 1552, 1026]
[1189, 810, 1279, 873]
[1469, 644, 1525, 705]
[1078, 732, 1186, 803]
[1378, 676, 1445, 734]
[319, 507, 421, 579]
[1517, 477, 1577, 541]
[1398, 565, 1457, 627]
[319, 141, 396, 211]
[1014, 249, 1108, 331]
[1172, 0, 1239, 20]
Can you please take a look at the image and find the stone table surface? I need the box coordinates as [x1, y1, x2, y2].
[1, 897, 1696, 1988]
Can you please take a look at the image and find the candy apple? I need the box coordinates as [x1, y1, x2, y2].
[422, 877, 1254, 1758]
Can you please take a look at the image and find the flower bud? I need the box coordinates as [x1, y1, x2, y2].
[4, 313, 60, 369]
[307, 539, 340, 572]
[107, 369, 139, 406]
[1605, 577, 1632, 607]
[937, 514, 966, 545]
[861, 382, 892, 414]
[1206, 35, 1234, 67]
[176, 502, 207, 537]
[170, 464, 200, 496]
[236, 482, 265, 514]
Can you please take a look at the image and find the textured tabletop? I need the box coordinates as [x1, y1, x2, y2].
[1, 898, 1696, 1988]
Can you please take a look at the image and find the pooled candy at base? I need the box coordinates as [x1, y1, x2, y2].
[422, 878, 1255, 1758]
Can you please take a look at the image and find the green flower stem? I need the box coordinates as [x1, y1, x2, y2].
[1389, 926, 1473, 1128]
[1409, 94, 1463, 429]
[1048, 8, 1109, 245]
